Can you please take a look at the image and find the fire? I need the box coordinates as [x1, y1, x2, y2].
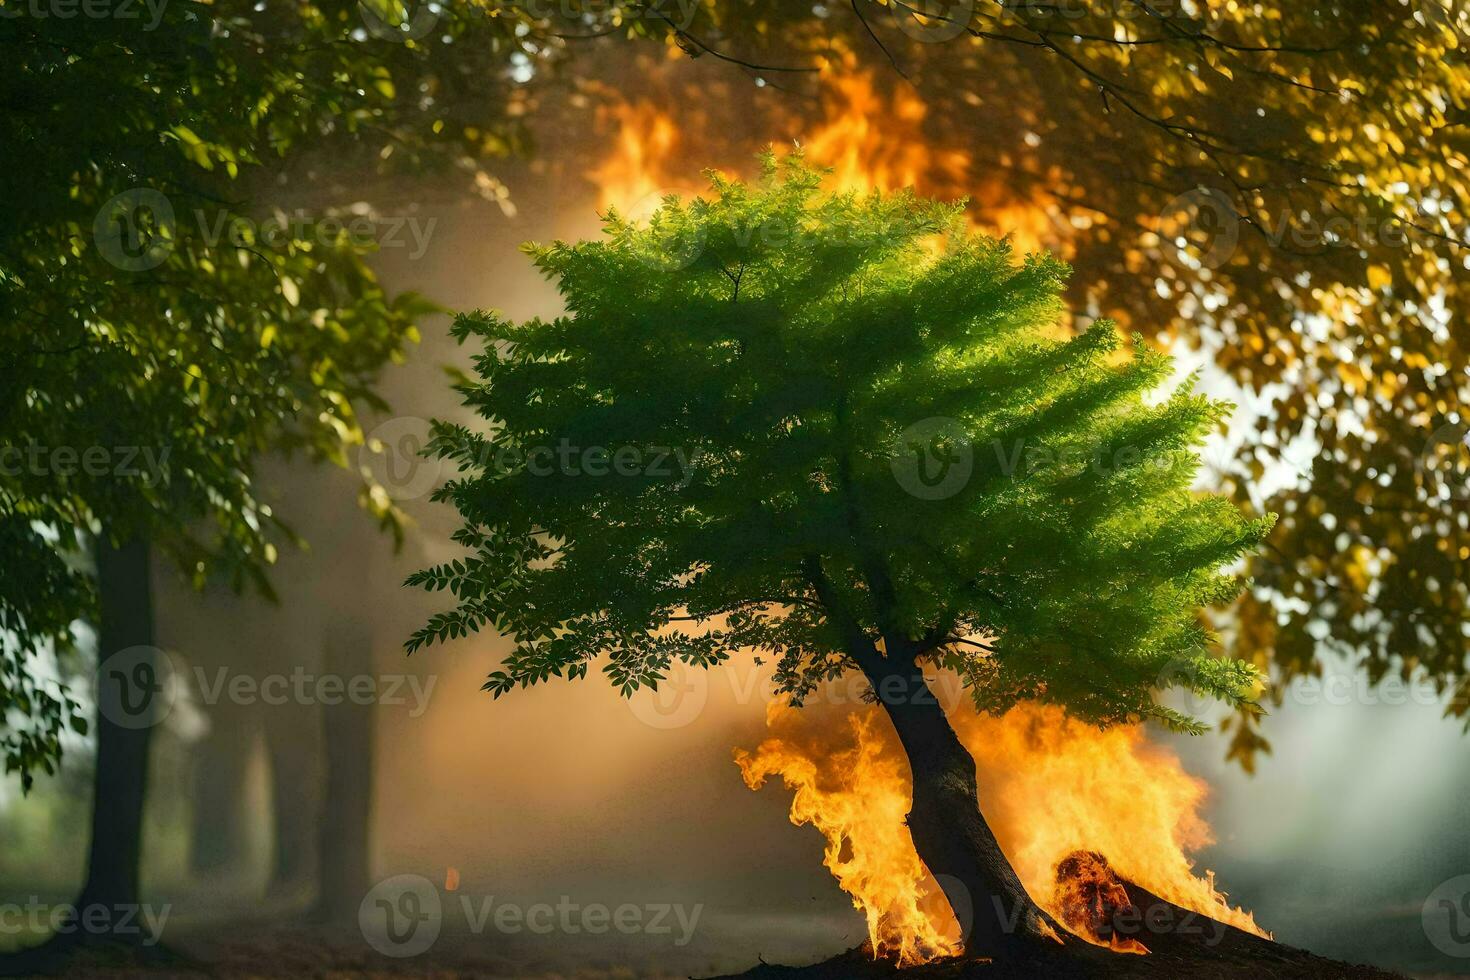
[592, 99, 691, 218]
[588, 54, 1237, 966]
[735, 692, 1265, 963]
[735, 704, 962, 967]
[956, 701, 1265, 942]
[801, 70, 969, 199]
[1053, 851, 1149, 954]
[590, 68, 1060, 255]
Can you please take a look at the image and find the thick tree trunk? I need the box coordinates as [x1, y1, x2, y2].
[312, 619, 375, 922]
[76, 535, 158, 942]
[864, 660, 1063, 961]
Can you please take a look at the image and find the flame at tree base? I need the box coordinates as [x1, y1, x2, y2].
[1054, 850, 1150, 955]
[735, 695, 1265, 965]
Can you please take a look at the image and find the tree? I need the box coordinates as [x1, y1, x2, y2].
[409, 154, 1274, 958]
[0, 0, 562, 955]
[604, 0, 1470, 762]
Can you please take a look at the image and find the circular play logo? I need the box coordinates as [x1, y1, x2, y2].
[95, 645, 176, 730]
[94, 188, 176, 272]
[359, 874, 442, 957]
[1158, 187, 1239, 270]
[359, 0, 440, 42]
[891, 417, 974, 501]
[360, 416, 443, 502]
[1417, 421, 1470, 502]
[626, 661, 710, 730]
[1423, 875, 1470, 958]
[891, 0, 974, 43]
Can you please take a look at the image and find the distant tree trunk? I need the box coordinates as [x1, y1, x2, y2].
[189, 711, 256, 876]
[863, 656, 1064, 961]
[76, 535, 158, 941]
[313, 619, 375, 921]
[266, 698, 319, 896]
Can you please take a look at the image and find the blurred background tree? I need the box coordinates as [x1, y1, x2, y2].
[0, 0, 591, 957]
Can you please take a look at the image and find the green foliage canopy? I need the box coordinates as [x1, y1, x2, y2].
[0, 0, 559, 784]
[552, 0, 1470, 759]
[411, 156, 1275, 732]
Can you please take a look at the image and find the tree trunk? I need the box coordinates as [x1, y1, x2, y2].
[76, 535, 159, 942]
[864, 660, 1063, 961]
[312, 619, 375, 922]
[266, 696, 320, 897]
[189, 709, 256, 877]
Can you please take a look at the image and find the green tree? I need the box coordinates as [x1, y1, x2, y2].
[608, 0, 1470, 761]
[409, 155, 1274, 958]
[0, 0, 559, 955]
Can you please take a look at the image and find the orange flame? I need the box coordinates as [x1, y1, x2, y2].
[591, 69, 1060, 256]
[593, 99, 691, 219]
[735, 704, 962, 966]
[736, 695, 1265, 963]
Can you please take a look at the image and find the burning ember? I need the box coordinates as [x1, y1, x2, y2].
[1053, 850, 1148, 955]
[735, 694, 1265, 963]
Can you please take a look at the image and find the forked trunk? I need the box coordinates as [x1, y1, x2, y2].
[864, 661, 1063, 961]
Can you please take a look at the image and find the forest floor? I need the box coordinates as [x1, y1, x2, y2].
[0, 881, 1426, 980]
[712, 882, 1408, 980]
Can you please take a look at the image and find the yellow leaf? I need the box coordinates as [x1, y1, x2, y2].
[1367, 265, 1392, 291]
[260, 324, 278, 349]
[281, 277, 300, 306]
